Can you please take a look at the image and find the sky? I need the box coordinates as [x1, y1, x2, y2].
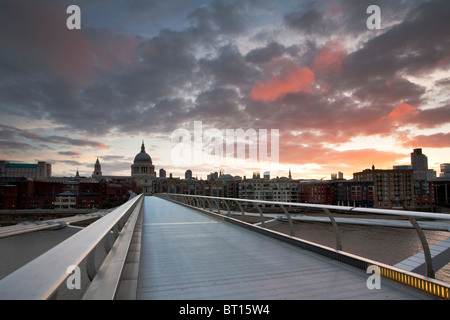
[1, 0, 450, 180]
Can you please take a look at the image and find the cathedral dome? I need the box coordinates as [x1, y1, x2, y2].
[134, 141, 152, 163]
[134, 152, 151, 163]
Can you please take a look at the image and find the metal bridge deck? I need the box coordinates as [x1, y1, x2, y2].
[137, 197, 432, 300]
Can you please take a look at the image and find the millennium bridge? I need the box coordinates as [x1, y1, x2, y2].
[0, 194, 449, 300]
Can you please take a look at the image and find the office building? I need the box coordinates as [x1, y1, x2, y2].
[0, 161, 51, 179]
[411, 148, 428, 171]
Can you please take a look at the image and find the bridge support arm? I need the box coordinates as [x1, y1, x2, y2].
[256, 204, 265, 228]
[235, 201, 245, 215]
[213, 199, 221, 214]
[280, 205, 295, 237]
[323, 208, 342, 251]
[222, 200, 231, 216]
[408, 217, 435, 279]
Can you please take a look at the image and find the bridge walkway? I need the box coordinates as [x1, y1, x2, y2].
[136, 197, 432, 300]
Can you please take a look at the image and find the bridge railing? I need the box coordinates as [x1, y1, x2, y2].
[156, 193, 450, 299]
[0, 194, 144, 300]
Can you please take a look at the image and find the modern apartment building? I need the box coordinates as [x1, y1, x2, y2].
[354, 166, 414, 209]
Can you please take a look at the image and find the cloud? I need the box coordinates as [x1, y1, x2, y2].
[48, 159, 86, 167]
[0, 124, 109, 149]
[402, 132, 450, 148]
[342, 0, 450, 83]
[279, 137, 406, 172]
[245, 42, 288, 65]
[58, 151, 82, 156]
[21, 132, 109, 149]
[312, 39, 346, 75]
[0, 141, 34, 153]
[199, 44, 258, 88]
[388, 103, 419, 123]
[1, 0, 450, 177]
[283, 0, 382, 38]
[0, 1, 139, 86]
[250, 61, 315, 102]
[413, 105, 450, 129]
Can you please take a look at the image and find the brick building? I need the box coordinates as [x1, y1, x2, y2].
[0, 177, 138, 210]
[298, 181, 333, 204]
[354, 167, 414, 209]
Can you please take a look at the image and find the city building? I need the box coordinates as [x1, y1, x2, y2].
[411, 148, 428, 171]
[432, 163, 450, 209]
[0, 174, 138, 210]
[434, 179, 450, 209]
[54, 191, 77, 209]
[298, 180, 333, 204]
[354, 166, 414, 209]
[414, 179, 435, 208]
[440, 163, 450, 178]
[297, 178, 375, 208]
[0, 184, 18, 210]
[1, 143, 447, 211]
[410, 148, 436, 181]
[332, 180, 374, 207]
[0, 161, 51, 179]
[352, 149, 437, 210]
[239, 174, 298, 206]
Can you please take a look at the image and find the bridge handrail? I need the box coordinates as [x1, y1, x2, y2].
[158, 193, 450, 221]
[157, 193, 449, 281]
[0, 194, 144, 300]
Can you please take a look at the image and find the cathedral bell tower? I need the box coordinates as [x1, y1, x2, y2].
[92, 158, 102, 179]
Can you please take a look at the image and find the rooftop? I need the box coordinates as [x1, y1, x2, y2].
[5, 163, 38, 169]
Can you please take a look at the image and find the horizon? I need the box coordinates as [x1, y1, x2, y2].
[1, 1, 450, 181]
[2, 145, 440, 182]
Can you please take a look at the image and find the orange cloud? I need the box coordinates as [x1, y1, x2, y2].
[279, 140, 406, 178]
[250, 64, 315, 102]
[312, 39, 346, 75]
[388, 103, 419, 122]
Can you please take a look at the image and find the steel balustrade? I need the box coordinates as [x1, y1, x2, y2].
[0, 194, 144, 300]
[156, 193, 450, 299]
[156, 193, 450, 280]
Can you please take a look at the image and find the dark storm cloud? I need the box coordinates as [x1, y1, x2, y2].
[199, 44, 259, 87]
[0, 0, 270, 136]
[342, 0, 450, 82]
[245, 42, 289, 64]
[283, 0, 425, 37]
[352, 77, 426, 106]
[0, 124, 108, 149]
[192, 87, 244, 124]
[188, 0, 272, 35]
